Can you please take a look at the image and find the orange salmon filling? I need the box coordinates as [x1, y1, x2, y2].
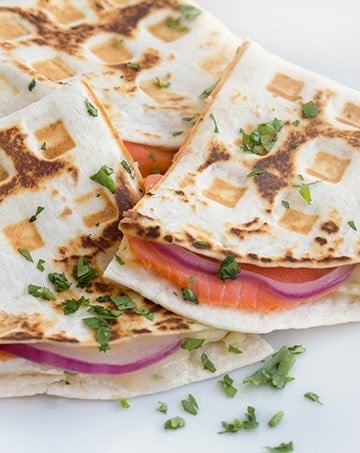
[124, 141, 176, 177]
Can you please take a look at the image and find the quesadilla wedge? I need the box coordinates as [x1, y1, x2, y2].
[106, 40, 360, 333]
[0, 79, 272, 398]
[0, 0, 240, 171]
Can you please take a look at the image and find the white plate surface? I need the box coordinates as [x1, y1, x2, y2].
[2, 1, 360, 452]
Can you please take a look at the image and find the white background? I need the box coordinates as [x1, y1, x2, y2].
[2, 1, 360, 452]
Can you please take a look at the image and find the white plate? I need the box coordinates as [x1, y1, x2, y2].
[2, 1, 360, 452]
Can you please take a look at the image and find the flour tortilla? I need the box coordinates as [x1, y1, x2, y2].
[0, 0, 240, 147]
[0, 80, 271, 397]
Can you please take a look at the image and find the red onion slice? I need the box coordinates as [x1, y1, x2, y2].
[139, 241, 354, 300]
[0, 337, 180, 375]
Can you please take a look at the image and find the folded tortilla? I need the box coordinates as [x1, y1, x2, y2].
[0, 79, 271, 398]
[108, 41, 360, 332]
[0, 0, 240, 147]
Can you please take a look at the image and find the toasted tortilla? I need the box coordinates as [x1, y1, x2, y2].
[0, 80, 271, 397]
[0, 0, 239, 147]
[120, 41, 360, 267]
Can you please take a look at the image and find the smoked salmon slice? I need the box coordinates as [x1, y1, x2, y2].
[127, 237, 336, 312]
[124, 141, 176, 177]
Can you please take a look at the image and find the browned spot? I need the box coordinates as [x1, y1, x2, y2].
[140, 79, 186, 104]
[260, 257, 272, 263]
[46, 333, 80, 343]
[253, 172, 287, 203]
[267, 72, 304, 101]
[198, 140, 230, 171]
[35, 120, 76, 159]
[60, 207, 73, 217]
[0, 165, 9, 182]
[44, 1, 84, 24]
[91, 38, 133, 64]
[306, 151, 351, 183]
[3, 219, 44, 251]
[200, 50, 231, 78]
[175, 190, 185, 196]
[115, 173, 139, 212]
[33, 56, 75, 82]
[83, 189, 118, 228]
[337, 102, 360, 128]
[138, 48, 161, 69]
[0, 126, 66, 202]
[0, 351, 14, 360]
[321, 221, 339, 234]
[203, 178, 246, 209]
[148, 17, 189, 42]
[164, 234, 173, 243]
[0, 73, 19, 94]
[280, 209, 319, 234]
[0, 14, 29, 40]
[0, 311, 47, 342]
[315, 236, 327, 245]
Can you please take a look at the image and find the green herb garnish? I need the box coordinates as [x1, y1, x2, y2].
[181, 394, 199, 415]
[110, 295, 136, 310]
[240, 118, 283, 155]
[40, 142, 47, 150]
[61, 296, 89, 315]
[157, 401, 168, 414]
[87, 305, 122, 320]
[172, 131, 183, 137]
[120, 399, 130, 408]
[302, 100, 319, 118]
[28, 78, 36, 91]
[18, 248, 33, 262]
[199, 79, 219, 100]
[135, 307, 154, 321]
[228, 344, 242, 354]
[182, 116, 198, 123]
[194, 241, 210, 248]
[121, 160, 135, 179]
[201, 352, 216, 373]
[281, 200, 290, 209]
[243, 346, 296, 389]
[189, 276, 198, 283]
[181, 337, 205, 351]
[247, 167, 266, 178]
[218, 256, 239, 281]
[292, 177, 321, 205]
[348, 220, 357, 231]
[265, 441, 294, 452]
[73, 257, 97, 288]
[178, 4, 202, 19]
[288, 344, 305, 354]
[48, 272, 72, 292]
[37, 259, 45, 271]
[83, 317, 111, 352]
[218, 374, 237, 398]
[218, 406, 258, 434]
[115, 255, 125, 265]
[181, 287, 199, 304]
[155, 77, 171, 88]
[28, 284, 56, 301]
[150, 165, 161, 174]
[85, 98, 98, 117]
[304, 392, 323, 404]
[292, 119, 300, 126]
[208, 113, 219, 133]
[268, 410, 284, 427]
[164, 416, 185, 430]
[29, 206, 45, 222]
[90, 165, 117, 193]
[165, 16, 189, 32]
[125, 62, 141, 71]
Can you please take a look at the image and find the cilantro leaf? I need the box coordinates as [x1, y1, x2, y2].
[288, 344, 306, 354]
[90, 165, 117, 193]
[247, 167, 266, 178]
[292, 177, 321, 204]
[85, 98, 98, 117]
[268, 410, 284, 427]
[83, 317, 111, 352]
[218, 374, 237, 398]
[181, 394, 199, 415]
[120, 399, 130, 408]
[281, 200, 290, 209]
[179, 4, 202, 19]
[110, 295, 136, 310]
[348, 220, 357, 231]
[164, 416, 185, 430]
[155, 77, 171, 88]
[37, 259, 46, 271]
[125, 62, 141, 71]
[181, 337, 205, 351]
[61, 296, 89, 315]
[218, 256, 239, 281]
[228, 344, 242, 354]
[165, 16, 189, 32]
[302, 100, 319, 118]
[240, 118, 283, 155]
[199, 79, 219, 100]
[156, 401, 168, 414]
[181, 287, 199, 304]
[265, 441, 294, 452]
[48, 272, 72, 292]
[115, 255, 125, 265]
[209, 113, 219, 133]
[28, 78, 36, 91]
[172, 130, 183, 137]
[121, 160, 135, 179]
[135, 307, 154, 321]
[29, 206, 45, 222]
[73, 257, 97, 288]
[304, 392, 323, 404]
[18, 248, 33, 262]
[201, 352, 216, 373]
[218, 406, 258, 434]
[28, 284, 56, 301]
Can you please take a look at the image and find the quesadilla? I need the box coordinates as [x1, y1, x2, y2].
[0, 79, 272, 398]
[105, 40, 360, 333]
[0, 0, 239, 157]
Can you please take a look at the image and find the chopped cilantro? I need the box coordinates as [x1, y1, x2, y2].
[28, 284, 56, 301]
[199, 79, 219, 100]
[265, 441, 294, 452]
[87, 305, 122, 320]
[121, 160, 135, 179]
[148, 151, 157, 161]
[194, 241, 210, 248]
[179, 4, 202, 19]
[304, 392, 323, 404]
[243, 346, 296, 389]
[115, 255, 125, 265]
[61, 296, 89, 315]
[281, 200, 290, 209]
[48, 272, 72, 292]
[228, 344, 242, 354]
[181, 287, 199, 304]
[218, 256, 239, 281]
[157, 401, 168, 414]
[288, 344, 305, 354]
[28, 78, 36, 91]
[83, 317, 111, 352]
[40, 142, 47, 150]
[348, 220, 357, 231]
[182, 116, 198, 123]
[240, 118, 283, 154]
[37, 259, 46, 272]
[110, 295, 136, 310]
[120, 399, 130, 408]
[18, 248, 33, 262]
[165, 16, 189, 32]
[201, 352, 216, 373]
[150, 165, 161, 174]
[268, 410, 284, 427]
[155, 77, 171, 88]
[292, 119, 300, 126]
[247, 167, 266, 178]
[172, 130, 183, 137]
[125, 62, 141, 71]
[302, 100, 319, 118]
[181, 337, 205, 351]
[135, 307, 154, 321]
[73, 257, 97, 288]
[181, 394, 199, 415]
[209, 113, 219, 133]
[218, 406, 258, 434]
[90, 165, 117, 193]
[85, 98, 98, 117]
[29, 206, 45, 222]
[218, 374, 237, 398]
[292, 177, 321, 205]
[164, 416, 185, 430]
